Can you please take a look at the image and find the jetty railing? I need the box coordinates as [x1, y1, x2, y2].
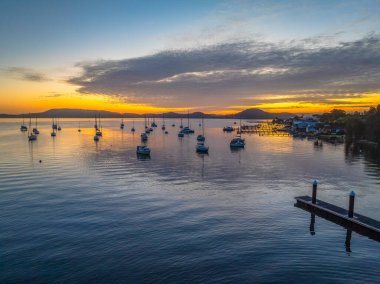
[295, 181, 380, 242]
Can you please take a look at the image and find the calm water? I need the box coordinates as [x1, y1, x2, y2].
[1, 118, 380, 283]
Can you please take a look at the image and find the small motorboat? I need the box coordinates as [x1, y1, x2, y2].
[165, 131, 168, 134]
[197, 134, 205, 142]
[172, 123, 175, 127]
[51, 131, 56, 137]
[223, 126, 234, 132]
[136, 145, 151, 155]
[230, 137, 245, 148]
[196, 141, 209, 153]
[178, 131, 184, 138]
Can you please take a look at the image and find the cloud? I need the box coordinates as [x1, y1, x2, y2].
[68, 34, 380, 109]
[40, 92, 62, 98]
[5, 67, 51, 82]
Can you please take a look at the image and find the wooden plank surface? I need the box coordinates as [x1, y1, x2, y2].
[295, 196, 380, 233]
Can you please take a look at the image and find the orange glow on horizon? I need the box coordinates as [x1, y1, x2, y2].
[1, 75, 379, 115]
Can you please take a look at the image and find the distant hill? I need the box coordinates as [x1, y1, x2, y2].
[0, 108, 293, 119]
[233, 108, 292, 119]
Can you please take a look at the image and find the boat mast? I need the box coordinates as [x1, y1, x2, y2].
[239, 117, 242, 138]
[28, 115, 32, 135]
[202, 115, 205, 136]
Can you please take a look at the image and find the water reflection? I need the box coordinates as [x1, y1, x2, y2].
[345, 142, 380, 183]
[310, 213, 316, 236]
[2, 118, 380, 282]
[345, 229, 352, 255]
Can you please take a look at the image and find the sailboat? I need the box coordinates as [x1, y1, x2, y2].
[145, 116, 151, 133]
[32, 117, 40, 134]
[182, 111, 194, 134]
[161, 113, 166, 130]
[52, 118, 57, 130]
[180, 117, 183, 128]
[57, 118, 62, 131]
[120, 115, 125, 129]
[197, 116, 206, 141]
[94, 115, 98, 129]
[94, 132, 99, 141]
[141, 132, 148, 141]
[196, 116, 208, 153]
[131, 119, 135, 132]
[230, 118, 245, 148]
[78, 121, 81, 132]
[151, 116, 157, 127]
[96, 115, 102, 136]
[20, 115, 28, 131]
[28, 116, 37, 141]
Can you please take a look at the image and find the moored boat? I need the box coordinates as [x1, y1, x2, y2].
[136, 145, 151, 155]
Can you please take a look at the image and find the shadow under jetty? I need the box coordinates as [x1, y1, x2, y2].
[295, 182, 380, 243]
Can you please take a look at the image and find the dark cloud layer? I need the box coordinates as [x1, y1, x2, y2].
[5, 67, 51, 82]
[68, 35, 380, 108]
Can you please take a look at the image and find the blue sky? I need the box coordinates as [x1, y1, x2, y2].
[1, 0, 380, 113]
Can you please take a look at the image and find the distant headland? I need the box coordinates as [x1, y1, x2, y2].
[0, 108, 293, 119]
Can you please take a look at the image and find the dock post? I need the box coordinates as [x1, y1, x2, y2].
[312, 180, 318, 204]
[348, 191, 355, 218]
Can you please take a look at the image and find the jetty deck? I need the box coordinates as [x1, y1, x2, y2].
[239, 122, 291, 136]
[295, 196, 380, 241]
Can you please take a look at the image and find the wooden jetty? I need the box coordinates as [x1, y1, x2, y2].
[239, 122, 291, 136]
[295, 182, 380, 242]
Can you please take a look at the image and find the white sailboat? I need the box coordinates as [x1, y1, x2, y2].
[196, 116, 208, 153]
[96, 115, 102, 136]
[197, 116, 206, 141]
[32, 117, 39, 134]
[28, 116, 37, 141]
[20, 115, 28, 131]
[230, 118, 245, 148]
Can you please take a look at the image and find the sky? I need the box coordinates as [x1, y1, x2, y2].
[1, 0, 380, 114]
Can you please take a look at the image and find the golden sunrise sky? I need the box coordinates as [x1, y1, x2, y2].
[1, 0, 380, 114]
